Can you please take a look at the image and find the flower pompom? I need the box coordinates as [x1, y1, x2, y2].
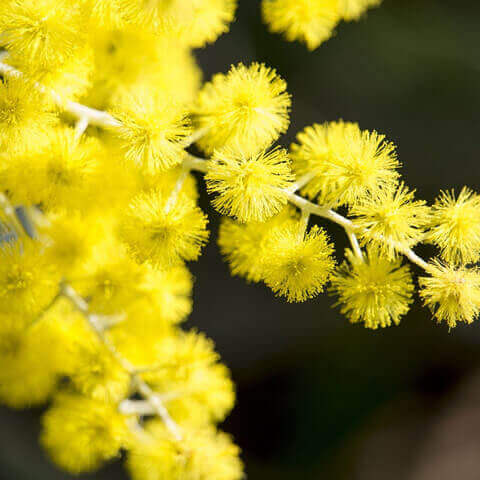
[126, 421, 243, 480]
[195, 63, 291, 154]
[419, 260, 480, 328]
[218, 207, 298, 282]
[0, 316, 60, 408]
[0, 240, 60, 317]
[119, 188, 209, 266]
[0, 0, 87, 69]
[262, 0, 341, 50]
[0, 77, 56, 153]
[426, 187, 480, 265]
[67, 332, 131, 403]
[351, 183, 430, 259]
[112, 90, 192, 172]
[142, 331, 235, 425]
[39, 210, 97, 275]
[290, 121, 399, 206]
[146, 265, 193, 324]
[73, 239, 148, 315]
[35, 126, 103, 211]
[330, 248, 414, 329]
[126, 0, 237, 48]
[206, 146, 294, 222]
[6, 47, 94, 101]
[41, 392, 129, 474]
[340, 0, 382, 21]
[261, 223, 336, 302]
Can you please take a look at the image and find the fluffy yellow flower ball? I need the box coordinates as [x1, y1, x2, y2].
[0, 0, 87, 68]
[112, 90, 192, 172]
[195, 62, 291, 154]
[127, 420, 243, 480]
[340, 0, 382, 21]
[206, 146, 294, 222]
[0, 240, 60, 317]
[0, 77, 56, 153]
[261, 223, 336, 302]
[419, 261, 480, 328]
[142, 331, 235, 425]
[41, 392, 129, 474]
[218, 207, 298, 282]
[0, 315, 60, 407]
[351, 183, 430, 259]
[262, 0, 341, 50]
[119, 188, 209, 266]
[330, 247, 414, 329]
[290, 121, 399, 206]
[426, 187, 480, 265]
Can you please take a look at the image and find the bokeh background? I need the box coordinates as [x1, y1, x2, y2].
[2, 0, 480, 478]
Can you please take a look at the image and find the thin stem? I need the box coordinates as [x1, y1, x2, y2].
[283, 191, 432, 268]
[287, 172, 315, 194]
[164, 166, 190, 213]
[184, 126, 209, 147]
[400, 247, 430, 271]
[28, 291, 62, 329]
[74, 116, 89, 140]
[0, 61, 120, 128]
[298, 209, 310, 239]
[347, 230, 364, 260]
[183, 154, 209, 173]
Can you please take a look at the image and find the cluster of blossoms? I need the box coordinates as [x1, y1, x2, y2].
[0, 0, 479, 479]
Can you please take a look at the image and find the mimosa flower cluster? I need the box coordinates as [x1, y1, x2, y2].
[0, 1, 478, 479]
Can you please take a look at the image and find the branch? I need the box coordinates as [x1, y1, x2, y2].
[60, 282, 183, 441]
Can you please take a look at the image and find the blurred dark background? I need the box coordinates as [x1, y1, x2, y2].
[2, 0, 480, 478]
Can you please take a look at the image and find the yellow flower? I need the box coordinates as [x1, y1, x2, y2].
[87, 30, 202, 109]
[125, 0, 237, 48]
[6, 47, 93, 101]
[119, 188, 209, 266]
[85, 0, 134, 28]
[68, 331, 131, 403]
[340, 0, 381, 21]
[340, 0, 382, 22]
[73, 239, 148, 315]
[111, 89, 192, 172]
[41, 392, 129, 474]
[39, 210, 97, 275]
[195, 63, 291, 154]
[142, 331, 235, 425]
[206, 146, 294, 222]
[262, 0, 340, 50]
[218, 206, 298, 282]
[0, 315, 60, 408]
[127, 420, 243, 480]
[0, 240, 60, 317]
[0, 0, 87, 69]
[351, 183, 430, 259]
[419, 260, 480, 327]
[426, 187, 480, 265]
[146, 265, 193, 324]
[0, 77, 56, 153]
[290, 121, 399, 206]
[330, 248, 414, 329]
[36, 126, 103, 211]
[261, 223, 335, 302]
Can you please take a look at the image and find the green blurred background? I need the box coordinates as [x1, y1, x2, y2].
[2, 0, 480, 478]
